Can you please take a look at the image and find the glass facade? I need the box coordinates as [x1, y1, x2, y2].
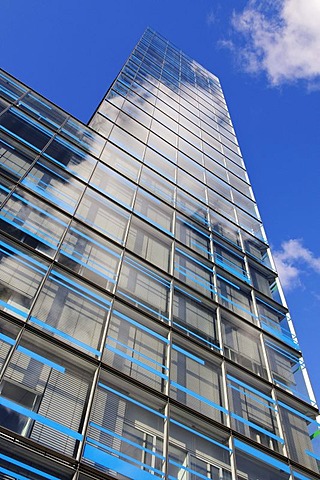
[0, 28, 319, 480]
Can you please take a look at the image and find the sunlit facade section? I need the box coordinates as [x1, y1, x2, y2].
[0, 27, 319, 480]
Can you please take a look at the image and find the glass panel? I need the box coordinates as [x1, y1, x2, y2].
[169, 413, 232, 480]
[117, 253, 170, 322]
[30, 268, 111, 357]
[84, 377, 165, 478]
[222, 313, 267, 378]
[217, 274, 255, 322]
[174, 247, 215, 298]
[43, 134, 97, 181]
[109, 124, 145, 160]
[144, 147, 176, 183]
[170, 340, 224, 423]
[140, 165, 175, 205]
[175, 214, 211, 259]
[0, 107, 53, 152]
[126, 216, 172, 272]
[75, 187, 130, 245]
[103, 303, 168, 391]
[0, 71, 27, 102]
[17, 92, 68, 130]
[0, 331, 92, 457]
[100, 141, 142, 182]
[61, 118, 104, 157]
[176, 188, 208, 227]
[22, 158, 84, 214]
[173, 285, 219, 351]
[0, 187, 69, 257]
[0, 236, 48, 320]
[227, 374, 282, 451]
[58, 220, 122, 291]
[134, 188, 173, 236]
[90, 162, 137, 210]
[0, 132, 37, 181]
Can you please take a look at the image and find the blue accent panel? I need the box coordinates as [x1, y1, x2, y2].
[16, 346, 65, 373]
[216, 273, 240, 290]
[124, 257, 170, 288]
[168, 459, 210, 480]
[174, 285, 202, 303]
[170, 419, 232, 451]
[113, 310, 169, 343]
[50, 269, 111, 308]
[0, 333, 15, 346]
[227, 374, 276, 404]
[217, 293, 257, 319]
[265, 340, 300, 364]
[8, 191, 68, 227]
[175, 247, 213, 272]
[135, 211, 173, 237]
[29, 316, 101, 357]
[172, 345, 205, 365]
[0, 138, 16, 150]
[256, 296, 285, 317]
[278, 401, 319, 426]
[98, 382, 167, 418]
[170, 381, 228, 414]
[0, 239, 48, 272]
[87, 436, 164, 476]
[89, 422, 165, 461]
[105, 344, 168, 379]
[118, 291, 170, 322]
[228, 385, 277, 413]
[0, 299, 28, 319]
[0, 466, 30, 480]
[0, 125, 42, 153]
[0, 453, 59, 480]
[230, 412, 284, 443]
[177, 216, 210, 239]
[304, 450, 320, 461]
[233, 438, 290, 473]
[172, 322, 221, 351]
[83, 444, 162, 480]
[0, 396, 83, 440]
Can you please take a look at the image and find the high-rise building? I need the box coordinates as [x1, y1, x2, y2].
[0, 27, 319, 480]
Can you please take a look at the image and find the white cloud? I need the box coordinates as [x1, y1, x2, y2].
[230, 0, 320, 85]
[273, 239, 320, 291]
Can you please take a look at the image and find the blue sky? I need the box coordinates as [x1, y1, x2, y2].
[1, 0, 319, 401]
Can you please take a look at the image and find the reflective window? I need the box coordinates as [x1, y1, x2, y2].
[43, 134, 97, 181]
[144, 146, 176, 182]
[140, 165, 175, 205]
[117, 253, 170, 322]
[217, 274, 255, 322]
[17, 92, 68, 130]
[0, 133, 37, 181]
[0, 107, 53, 152]
[58, 220, 122, 291]
[174, 247, 215, 298]
[61, 118, 104, 157]
[173, 285, 219, 351]
[227, 373, 282, 451]
[84, 378, 165, 478]
[90, 162, 137, 209]
[30, 268, 111, 357]
[75, 187, 130, 245]
[175, 214, 211, 259]
[0, 187, 69, 256]
[0, 71, 27, 102]
[0, 236, 48, 320]
[170, 339, 225, 422]
[222, 314, 267, 378]
[134, 188, 173, 235]
[22, 158, 84, 214]
[109, 124, 145, 160]
[126, 216, 172, 272]
[100, 141, 142, 182]
[104, 303, 168, 391]
[0, 331, 92, 457]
